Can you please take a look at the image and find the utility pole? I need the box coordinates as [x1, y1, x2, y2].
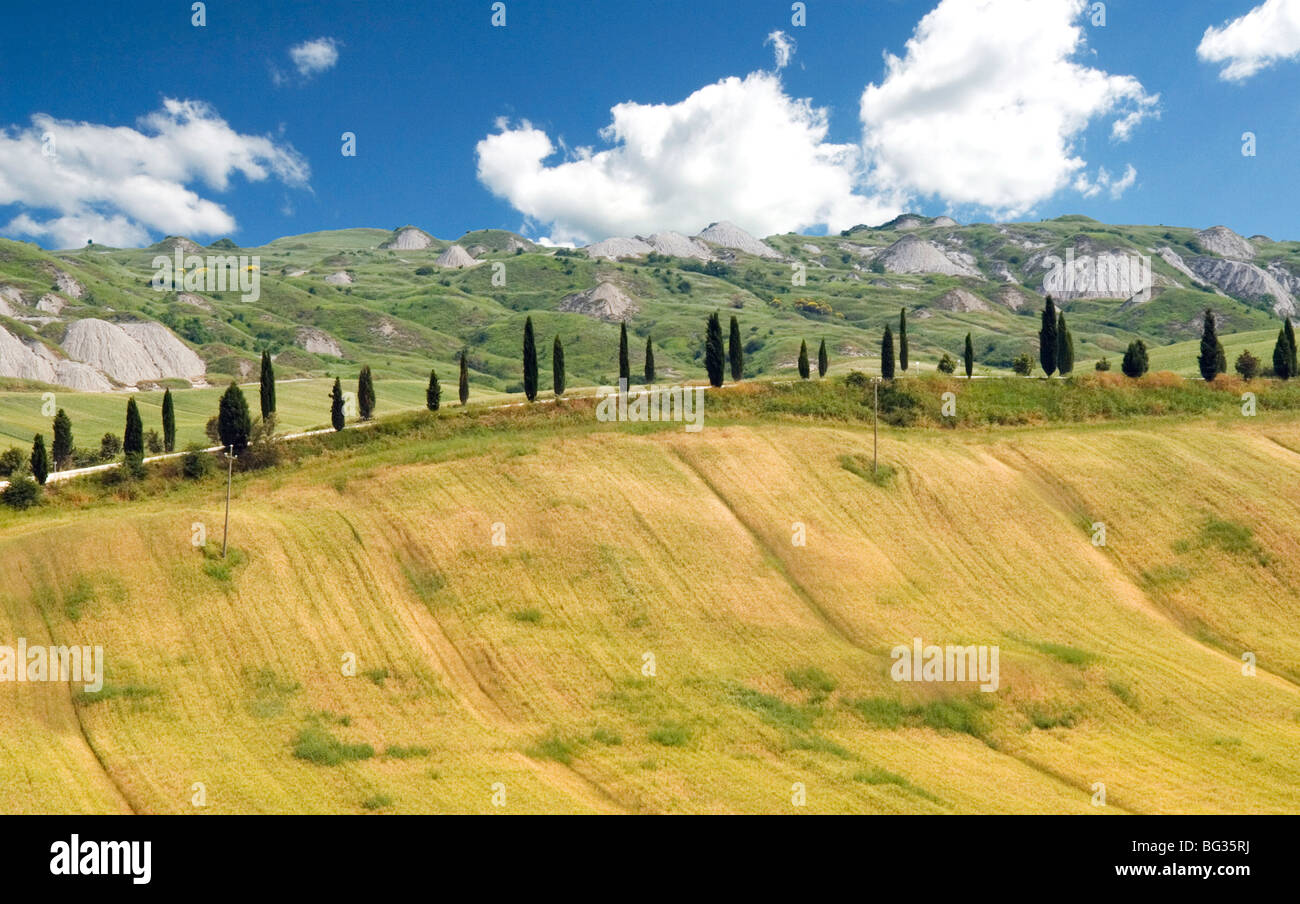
[873, 377, 880, 479]
[222, 445, 234, 558]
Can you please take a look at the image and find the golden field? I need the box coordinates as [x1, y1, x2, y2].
[1, 403, 1298, 814]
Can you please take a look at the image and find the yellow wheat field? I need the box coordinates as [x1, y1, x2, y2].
[1, 414, 1298, 813]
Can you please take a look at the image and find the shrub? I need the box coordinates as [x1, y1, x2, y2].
[1234, 349, 1261, 381]
[181, 446, 213, 479]
[1, 473, 42, 510]
[937, 353, 957, 375]
[100, 432, 123, 461]
[1012, 353, 1035, 376]
[1095, 357, 1111, 372]
[0, 448, 25, 477]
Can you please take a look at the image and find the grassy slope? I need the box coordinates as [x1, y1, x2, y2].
[2, 395, 1298, 814]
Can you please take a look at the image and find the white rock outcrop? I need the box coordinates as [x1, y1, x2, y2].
[1196, 226, 1256, 261]
[558, 282, 639, 321]
[645, 231, 713, 260]
[933, 288, 990, 313]
[1189, 257, 1295, 316]
[434, 245, 479, 268]
[878, 235, 982, 278]
[584, 237, 654, 261]
[61, 318, 205, 385]
[296, 327, 344, 357]
[695, 221, 781, 258]
[324, 270, 355, 285]
[380, 226, 435, 250]
[0, 324, 112, 390]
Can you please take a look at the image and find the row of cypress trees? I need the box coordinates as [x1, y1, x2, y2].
[21, 388, 181, 485]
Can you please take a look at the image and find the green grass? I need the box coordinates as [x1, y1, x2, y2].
[292, 723, 375, 766]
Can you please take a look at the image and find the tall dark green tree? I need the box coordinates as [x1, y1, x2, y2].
[1039, 296, 1058, 377]
[218, 383, 252, 453]
[124, 397, 144, 456]
[618, 322, 631, 384]
[553, 336, 566, 396]
[30, 434, 49, 486]
[817, 338, 828, 378]
[330, 378, 346, 431]
[643, 335, 655, 384]
[1286, 318, 1299, 376]
[1056, 312, 1074, 376]
[705, 313, 725, 387]
[52, 408, 73, 470]
[426, 368, 441, 411]
[1121, 340, 1149, 379]
[1197, 309, 1226, 382]
[1275, 326, 1295, 380]
[881, 326, 896, 380]
[797, 340, 810, 380]
[898, 309, 909, 372]
[459, 351, 470, 405]
[963, 333, 975, 379]
[728, 315, 744, 382]
[259, 350, 276, 419]
[522, 316, 539, 401]
[357, 365, 375, 420]
[161, 389, 176, 452]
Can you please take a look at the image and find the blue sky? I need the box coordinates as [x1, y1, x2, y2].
[1, 0, 1298, 248]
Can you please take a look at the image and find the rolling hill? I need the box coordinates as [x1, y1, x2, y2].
[1, 390, 1298, 813]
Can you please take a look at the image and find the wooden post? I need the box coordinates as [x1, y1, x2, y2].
[222, 445, 233, 558]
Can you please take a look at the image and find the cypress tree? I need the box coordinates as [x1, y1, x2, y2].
[1056, 312, 1074, 376]
[1122, 340, 1149, 379]
[426, 368, 441, 411]
[30, 434, 49, 486]
[898, 309, 909, 372]
[881, 326, 896, 380]
[1274, 327, 1294, 380]
[330, 378, 346, 431]
[1039, 295, 1058, 377]
[357, 365, 375, 420]
[553, 336, 566, 396]
[797, 339, 810, 380]
[124, 397, 144, 456]
[818, 339, 828, 378]
[459, 350, 470, 405]
[704, 313, 725, 387]
[259, 350, 276, 419]
[523, 316, 538, 401]
[643, 335, 654, 384]
[728, 315, 744, 382]
[1286, 318, 1299, 375]
[1197, 309, 1225, 382]
[618, 322, 630, 384]
[161, 389, 176, 452]
[218, 383, 252, 453]
[964, 333, 974, 378]
[52, 408, 73, 470]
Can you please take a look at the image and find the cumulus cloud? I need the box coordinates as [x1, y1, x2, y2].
[860, 0, 1156, 217]
[476, 72, 895, 244]
[765, 30, 796, 71]
[0, 98, 309, 248]
[1198, 0, 1300, 82]
[1073, 164, 1137, 200]
[290, 37, 341, 77]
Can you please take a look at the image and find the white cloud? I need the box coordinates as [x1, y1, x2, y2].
[476, 71, 895, 245]
[290, 37, 341, 77]
[0, 99, 309, 248]
[765, 30, 796, 71]
[860, 0, 1157, 217]
[1073, 164, 1137, 200]
[1198, 0, 1300, 82]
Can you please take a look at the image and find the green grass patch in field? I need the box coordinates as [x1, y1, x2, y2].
[526, 732, 576, 765]
[361, 794, 393, 810]
[510, 607, 543, 624]
[648, 721, 692, 747]
[848, 695, 995, 741]
[292, 722, 375, 766]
